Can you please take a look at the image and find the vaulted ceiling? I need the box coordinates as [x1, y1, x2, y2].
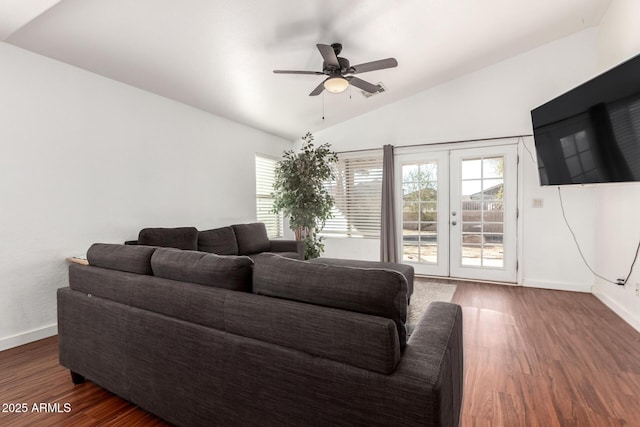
[0, 0, 612, 141]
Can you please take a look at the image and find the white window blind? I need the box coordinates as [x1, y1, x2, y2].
[322, 152, 383, 238]
[255, 154, 283, 238]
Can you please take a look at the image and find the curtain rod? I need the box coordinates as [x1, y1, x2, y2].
[335, 134, 534, 154]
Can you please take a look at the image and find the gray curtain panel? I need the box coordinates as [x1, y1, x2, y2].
[380, 144, 398, 262]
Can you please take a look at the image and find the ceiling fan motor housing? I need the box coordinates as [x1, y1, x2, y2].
[324, 57, 351, 74]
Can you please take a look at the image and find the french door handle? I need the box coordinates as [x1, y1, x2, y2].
[451, 220, 458, 226]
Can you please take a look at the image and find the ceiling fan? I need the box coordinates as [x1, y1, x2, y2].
[273, 43, 398, 96]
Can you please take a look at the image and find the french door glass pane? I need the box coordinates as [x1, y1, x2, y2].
[402, 161, 438, 264]
[483, 244, 504, 267]
[460, 156, 505, 268]
[461, 159, 482, 179]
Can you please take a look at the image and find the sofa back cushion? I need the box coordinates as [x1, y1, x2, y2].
[151, 248, 253, 292]
[87, 243, 156, 275]
[232, 223, 270, 255]
[198, 226, 239, 255]
[138, 227, 198, 250]
[252, 254, 408, 348]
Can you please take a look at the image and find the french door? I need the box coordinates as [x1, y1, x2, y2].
[396, 144, 518, 283]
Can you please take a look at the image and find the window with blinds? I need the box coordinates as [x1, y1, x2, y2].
[322, 152, 383, 238]
[255, 154, 283, 238]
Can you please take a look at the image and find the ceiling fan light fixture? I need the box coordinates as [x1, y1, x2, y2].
[324, 76, 349, 94]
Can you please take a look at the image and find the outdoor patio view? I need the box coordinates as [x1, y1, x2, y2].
[401, 156, 505, 268]
[401, 161, 439, 263]
[459, 156, 505, 268]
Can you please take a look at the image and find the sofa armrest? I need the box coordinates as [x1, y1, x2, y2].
[269, 239, 304, 260]
[401, 301, 463, 427]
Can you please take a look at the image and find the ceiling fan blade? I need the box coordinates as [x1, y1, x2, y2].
[349, 58, 398, 74]
[347, 76, 380, 93]
[317, 44, 339, 68]
[309, 79, 328, 96]
[273, 70, 325, 75]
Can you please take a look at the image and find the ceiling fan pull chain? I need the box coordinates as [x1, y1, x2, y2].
[322, 92, 325, 121]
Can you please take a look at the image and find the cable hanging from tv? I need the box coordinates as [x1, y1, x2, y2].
[557, 186, 640, 286]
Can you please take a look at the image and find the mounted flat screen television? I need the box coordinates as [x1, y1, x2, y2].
[531, 53, 640, 186]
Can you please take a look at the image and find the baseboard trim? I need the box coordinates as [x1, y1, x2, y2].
[415, 274, 518, 286]
[522, 279, 591, 293]
[591, 288, 640, 333]
[0, 324, 58, 352]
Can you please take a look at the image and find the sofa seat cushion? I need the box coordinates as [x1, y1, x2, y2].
[138, 227, 198, 250]
[253, 254, 408, 348]
[87, 243, 157, 275]
[151, 248, 253, 292]
[232, 223, 270, 255]
[198, 226, 239, 255]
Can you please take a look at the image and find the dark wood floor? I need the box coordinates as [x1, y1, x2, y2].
[453, 283, 640, 427]
[1, 282, 639, 426]
[0, 334, 168, 427]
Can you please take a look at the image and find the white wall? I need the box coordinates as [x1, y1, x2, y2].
[0, 43, 291, 350]
[592, 0, 640, 331]
[314, 29, 600, 291]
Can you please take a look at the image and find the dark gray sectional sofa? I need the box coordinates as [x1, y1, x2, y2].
[58, 244, 463, 426]
[127, 222, 304, 260]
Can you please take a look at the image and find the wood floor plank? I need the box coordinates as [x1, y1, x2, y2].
[1, 282, 639, 426]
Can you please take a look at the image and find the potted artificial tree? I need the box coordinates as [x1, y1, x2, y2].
[272, 132, 338, 259]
